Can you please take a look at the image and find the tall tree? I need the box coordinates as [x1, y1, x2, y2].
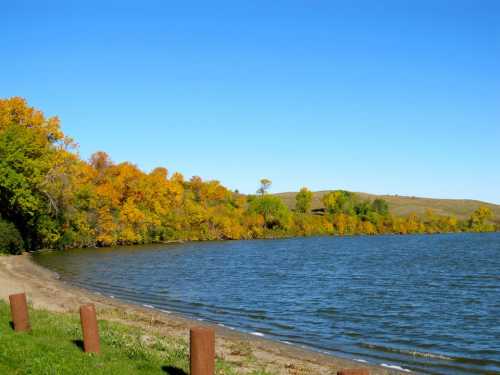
[295, 187, 313, 213]
[0, 97, 75, 249]
[257, 178, 272, 196]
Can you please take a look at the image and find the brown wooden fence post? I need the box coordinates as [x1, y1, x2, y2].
[337, 369, 370, 375]
[79, 303, 100, 353]
[9, 293, 30, 332]
[190, 326, 215, 375]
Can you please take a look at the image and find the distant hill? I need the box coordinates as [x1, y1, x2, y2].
[274, 191, 500, 223]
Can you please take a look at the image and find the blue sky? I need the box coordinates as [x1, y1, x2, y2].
[2, 1, 499, 203]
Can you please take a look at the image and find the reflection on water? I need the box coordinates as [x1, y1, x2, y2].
[34, 233, 500, 374]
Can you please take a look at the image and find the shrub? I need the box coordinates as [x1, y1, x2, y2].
[0, 218, 23, 254]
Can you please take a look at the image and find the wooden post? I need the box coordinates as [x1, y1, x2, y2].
[337, 369, 369, 375]
[9, 293, 30, 332]
[190, 326, 215, 375]
[79, 303, 100, 354]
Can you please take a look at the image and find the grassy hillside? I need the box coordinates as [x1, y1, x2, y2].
[275, 191, 500, 222]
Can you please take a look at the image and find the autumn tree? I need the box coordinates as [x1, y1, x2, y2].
[90, 151, 112, 172]
[322, 190, 356, 215]
[468, 206, 494, 232]
[0, 97, 497, 250]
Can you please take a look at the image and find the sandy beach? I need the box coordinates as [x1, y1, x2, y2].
[0, 253, 408, 375]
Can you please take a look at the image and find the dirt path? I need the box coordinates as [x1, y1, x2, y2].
[0, 253, 409, 375]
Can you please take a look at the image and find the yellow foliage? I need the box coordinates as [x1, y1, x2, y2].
[2, 97, 496, 250]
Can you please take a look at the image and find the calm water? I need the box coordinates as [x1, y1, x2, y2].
[33, 233, 500, 374]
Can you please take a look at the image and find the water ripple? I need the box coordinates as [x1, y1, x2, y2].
[33, 233, 500, 374]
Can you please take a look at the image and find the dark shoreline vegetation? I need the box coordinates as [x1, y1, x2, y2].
[0, 97, 498, 254]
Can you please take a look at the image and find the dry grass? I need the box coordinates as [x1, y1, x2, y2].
[275, 191, 500, 222]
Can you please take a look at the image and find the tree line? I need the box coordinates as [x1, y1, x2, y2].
[0, 97, 497, 253]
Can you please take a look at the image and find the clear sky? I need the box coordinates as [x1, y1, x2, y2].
[2, 1, 499, 203]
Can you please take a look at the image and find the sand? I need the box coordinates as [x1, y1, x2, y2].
[0, 253, 409, 375]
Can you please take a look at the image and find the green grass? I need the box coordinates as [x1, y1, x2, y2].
[0, 301, 270, 375]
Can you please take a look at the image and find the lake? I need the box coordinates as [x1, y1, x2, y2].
[33, 233, 500, 374]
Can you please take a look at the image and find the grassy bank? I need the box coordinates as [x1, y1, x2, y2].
[0, 301, 269, 375]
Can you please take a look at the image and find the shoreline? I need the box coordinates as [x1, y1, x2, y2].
[0, 253, 409, 375]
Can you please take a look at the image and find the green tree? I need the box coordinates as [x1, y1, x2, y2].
[322, 190, 355, 215]
[354, 200, 371, 217]
[247, 195, 290, 230]
[0, 97, 75, 249]
[371, 198, 389, 216]
[295, 187, 313, 213]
